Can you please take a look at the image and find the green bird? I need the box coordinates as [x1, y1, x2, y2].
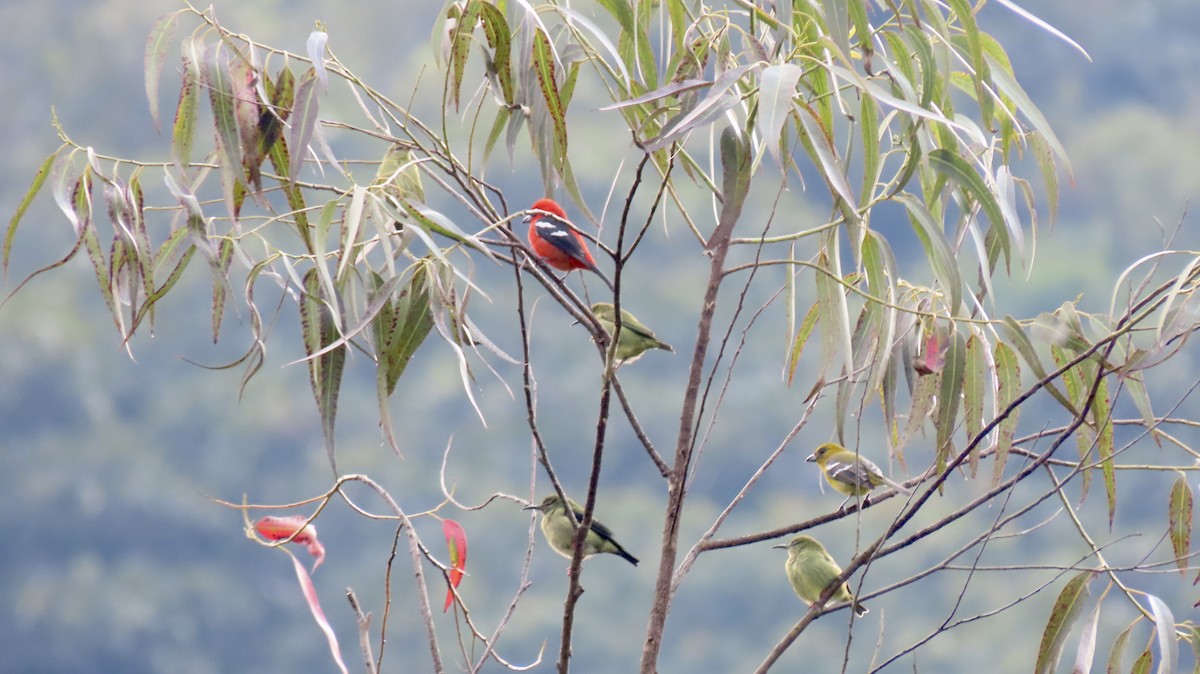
[773, 535, 868, 616]
[590, 302, 674, 364]
[525, 494, 639, 566]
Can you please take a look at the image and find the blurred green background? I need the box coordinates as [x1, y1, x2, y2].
[4, 1, 1200, 672]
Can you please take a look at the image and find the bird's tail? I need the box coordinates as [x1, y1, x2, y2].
[881, 475, 912, 495]
[852, 600, 869, 617]
[588, 265, 615, 292]
[616, 547, 639, 566]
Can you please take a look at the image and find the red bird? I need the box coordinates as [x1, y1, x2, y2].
[524, 198, 613, 290]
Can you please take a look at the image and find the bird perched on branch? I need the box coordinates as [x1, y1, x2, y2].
[525, 494, 638, 566]
[806, 442, 911, 509]
[591, 302, 674, 364]
[774, 534, 868, 616]
[524, 198, 614, 290]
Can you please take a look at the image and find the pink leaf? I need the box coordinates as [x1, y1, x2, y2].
[254, 515, 325, 571]
[287, 552, 348, 674]
[442, 519, 468, 612]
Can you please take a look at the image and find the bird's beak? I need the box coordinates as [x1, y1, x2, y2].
[805, 453, 817, 462]
[772, 543, 787, 550]
[521, 213, 532, 223]
[523, 504, 540, 511]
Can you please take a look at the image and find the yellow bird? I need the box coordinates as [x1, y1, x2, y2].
[806, 442, 910, 509]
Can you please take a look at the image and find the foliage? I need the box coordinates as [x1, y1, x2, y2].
[8, 1, 1200, 672]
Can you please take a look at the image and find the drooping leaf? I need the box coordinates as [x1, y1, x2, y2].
[286, 552, 347, 674]
[448, 1, 481, 111]
[935, 332, 966, 480]
[1106, 620, 1135, 674]
[143, 10, 180, 133]
[211, 238, 233, 342]
[4, 148, 60, 277]
[442, 519, 468, 612]
[173, 38, 202, 172]
[713, 124, 752, 249]
[288, 68, 322, 180]
[1170, 475, 1193, 576]
[644, 63, 759, 151]
[757, 63, 801, 168]
[1094, 374, 1116, 527]
[895, 193, 962, 315]
[532, 27, 568, 168]
[786, 302, 822, 387]
[1146, 594, 1177, 674]
[992, 341, 1020, 484]
[300, 268, 346, 471]
[963, 333, 986, 476]
[1073, 592, 1104, 674]
[478, 2, 514, 105]
[306, 30, 329, 89]
[202, 41, 246, 219]
[1033, 570, 1093, 674]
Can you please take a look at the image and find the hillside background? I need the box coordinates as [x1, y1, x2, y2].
[3, 1, 1200, 672]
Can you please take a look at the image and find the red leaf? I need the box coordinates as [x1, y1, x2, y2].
[254, 515, 326, 571]
[915, 330, 945, 375]
[442, 519, 468, 612]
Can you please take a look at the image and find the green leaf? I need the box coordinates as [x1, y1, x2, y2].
[1093, 374, 1116, 527]
[986, 55, 1072, 181]
[386, 263, 435, 395]
[4, 148, 60, 277]
[144, 10, 180, 133]
[173, 38, 201, 172]
[1130, 648, 1152, 674]
[963, 333, 986, 476]
[935, 332, 966, 476]
[532, 28, 567, 169]
[928, 148, 1011, 267]
[288, 68, 322, 180]
[301, 268, 346, 471]
[786, 302, 821, 387]
[947, 0, 993, 129]
[211, 238, 233, 342]
[448, 0, 481, 111]
[1106, 620, 1135, 674]
[1170, 475, 1193, 576]
[795, 101, 857, 215]
[202, 41, 246, 219]
[992, 341, 1020, 484]
[717, 124, 752, 235]
[478, 1, 514, 105]
[1000, 315, 1076, 414]
[899, 368, 938, 454]
[1033, 571, 1093, 674]
[894, 192, 962, 315]
[596, 0, 635, 34]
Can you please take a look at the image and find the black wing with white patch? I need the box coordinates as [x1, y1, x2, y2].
[535, 212, 591, 264]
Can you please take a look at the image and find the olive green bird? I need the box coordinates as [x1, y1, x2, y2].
[590, 302, 674, 364]
[773, 535, 868, 616]
[525, 494, 639, 566]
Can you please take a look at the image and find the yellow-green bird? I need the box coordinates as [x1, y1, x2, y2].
[773, 535, 868, 616]
[590, 302, 674, 364]
[806, 442, 911, 509]
[525, 494, 639, 566]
